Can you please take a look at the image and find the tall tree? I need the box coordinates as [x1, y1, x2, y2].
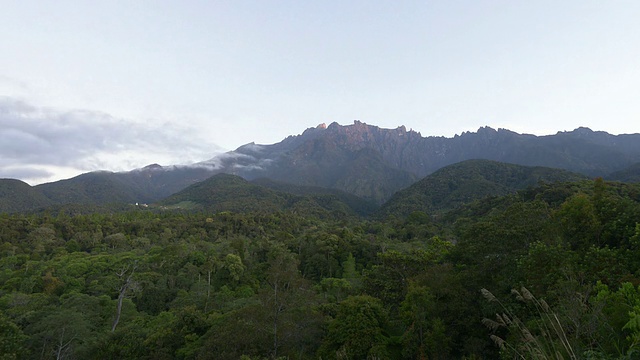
[112, 261, 138, 332]
[319, 295, 390, 359]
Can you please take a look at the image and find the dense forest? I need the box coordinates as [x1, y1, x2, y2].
[2, 177, 640, 359]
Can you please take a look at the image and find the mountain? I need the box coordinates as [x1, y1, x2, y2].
[110, 163, 224, 200]
[607, 163, 640, 183]
[36, 171, 143, 205]
[191, 122, 640, 203]
[0, 179, 52, 213]
[158, 173, 367, 218]
[4, 122, 640, 212]
[32, 164, 223, 207]
[196, 123, 418, 203]
[376, 159, 589, 218]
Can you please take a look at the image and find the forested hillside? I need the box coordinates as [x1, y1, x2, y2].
[0, 179, 52, 213]
[2, 177, 640, 359]
[377, 159, 587, 217]
[157, 173, 371, 219]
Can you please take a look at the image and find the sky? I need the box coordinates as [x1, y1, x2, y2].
[1, 1, 639, 184]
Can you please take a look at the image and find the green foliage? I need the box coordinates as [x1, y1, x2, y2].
[0, 312, 28, 359]
[252, 178, 379, 217]
[0, 178, 640, 358]
[319, 295, 390, 359]
[378, 159, 587, 218]
[400, 284, 451, 359]
[554, 193, 601, 249]
[608, 162, 640, 183]
[593, 282, 640, 356]
[0, 179, 52, 213]
[158, 173, 370, 219]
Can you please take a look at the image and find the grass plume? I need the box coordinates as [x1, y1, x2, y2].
[481, 287, 577, 360]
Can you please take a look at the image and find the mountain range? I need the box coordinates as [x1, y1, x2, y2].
[1, 121, 640, 213]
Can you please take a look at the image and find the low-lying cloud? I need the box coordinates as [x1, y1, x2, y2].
[0, 97, 224, 184]
[192, 148, 276, 173]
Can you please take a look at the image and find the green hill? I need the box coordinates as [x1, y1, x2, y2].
[377, 159, 588, 218]
[0, 179, 52, 213]
[36, 172, 145, 205]
[158, 173, 363, 218]
[251, 177, 378, 216]
[607, 162, 640, 183]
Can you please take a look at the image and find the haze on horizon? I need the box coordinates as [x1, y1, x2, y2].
[1, 1, 639, 185]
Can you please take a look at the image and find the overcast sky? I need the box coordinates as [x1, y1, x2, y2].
[1, 1, 639, 184]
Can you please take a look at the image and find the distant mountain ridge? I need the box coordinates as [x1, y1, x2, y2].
[2, 122, 640, 212]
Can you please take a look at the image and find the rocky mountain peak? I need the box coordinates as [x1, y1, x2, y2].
[142, 163, 164, 171]
[573, 126, 594, 135]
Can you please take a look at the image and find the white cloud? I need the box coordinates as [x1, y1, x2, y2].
[0, 97, 223, 184]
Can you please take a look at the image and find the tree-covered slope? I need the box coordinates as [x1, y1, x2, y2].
[36, 172, 146, 205]
[158, 173, 364, 218]
[607, 162, 640, 183]
[377, 159, 588, 218]
[3, 178, 640, 358]
[0, 179, 52, 213]
[251, 177, 378, 216]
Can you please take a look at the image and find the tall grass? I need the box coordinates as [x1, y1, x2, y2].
[481, 287, 577, 360]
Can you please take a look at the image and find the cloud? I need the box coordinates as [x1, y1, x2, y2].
[236, 142, 266, 154]
[0, 97, 224, 184]
[0, 166, 54, 180]
[191, 151, 255, 171]
[0, 76, 30, 97]
[190, 148, 277, 173]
